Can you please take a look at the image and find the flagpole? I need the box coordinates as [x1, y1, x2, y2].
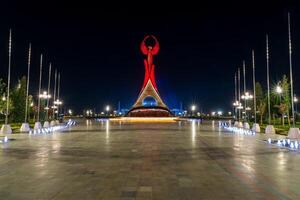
[234, 72, 237, 120]
[5, 30, 12, 125]
[25, 44, 31, 123]
[265, 34, 276, 134]
[266, 35, 271, 125]
[243, 60, 246, 120]
[53, 69, 57, 119]
[37, 54, 43, 122]
[238, 68, 241, 121]
[288, 13, 295, 127]
[57, 72, 60, 118]
[46, 63, 52, 120]
[252, 50, 256, 124]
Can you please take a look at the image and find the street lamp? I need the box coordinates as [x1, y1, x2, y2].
[276, 85, 283, 94]
[275, 85, 284, 106]
[106, 105, 110, 116]
[39, 91, 51, 113]
[38, 91, 52, 128]
[241, 92, 253, 120]
[294, 95, 298, 115]
[54, 99, 62, 105]
[191, 105, 196, 117]
[39, 91, 51, 99]
[68, 109, 72, 116]
[54, 99, 62, 120]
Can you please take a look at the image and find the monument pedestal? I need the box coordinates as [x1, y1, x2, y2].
[20, 123, 30, 132]
[34, 122, 42, 130]
[50, 120, 56, 126]
[252, 123, 261, 133]
[288, 128, 300, 139]
[43, 121, 50, 128]
[243, 122, 250, 129]
[237, 122, 243, 128]
[234, 121, 239, 127]
[1, 124, 12, 134]
[265, 125, 275, 134]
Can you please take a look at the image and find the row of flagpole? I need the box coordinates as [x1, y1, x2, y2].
[232, 13, 300, 138]
[0, 29, 62, 134]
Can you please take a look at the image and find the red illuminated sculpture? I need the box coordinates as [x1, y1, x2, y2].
[127, 35, 172, 117]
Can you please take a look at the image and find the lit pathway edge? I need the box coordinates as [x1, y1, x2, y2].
[29, 119, 76, 135]
[219, 121, 300, 151]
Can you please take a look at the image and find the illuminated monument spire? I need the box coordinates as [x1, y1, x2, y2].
[127, 35, 172, 117]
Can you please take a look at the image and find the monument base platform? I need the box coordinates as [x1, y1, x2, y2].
[126, 106, 173, 117]
[111, 117, 178, 123]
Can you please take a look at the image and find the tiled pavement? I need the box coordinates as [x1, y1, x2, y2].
[0, 119, 299, 199]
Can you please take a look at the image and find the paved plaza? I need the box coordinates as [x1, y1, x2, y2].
[0, 119, 299, 199]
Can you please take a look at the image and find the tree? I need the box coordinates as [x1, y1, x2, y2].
[274, 103, 288, 126]
[272, 75, 290, 126]
[255, 82, 266, 124]
[0, 79, 7, 118]
[281, 75, 290, 125]
[10, 76, 27, 123]
[27, 95, 35, 122]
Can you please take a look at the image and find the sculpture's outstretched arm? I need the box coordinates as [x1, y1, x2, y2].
[140, 36, 150, 55]
[151, 35, 160, 55]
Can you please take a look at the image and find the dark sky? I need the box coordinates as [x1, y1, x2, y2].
[0, 1, 299, 114]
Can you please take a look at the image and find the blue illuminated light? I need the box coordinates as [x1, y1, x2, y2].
[142, 96, 158, 107]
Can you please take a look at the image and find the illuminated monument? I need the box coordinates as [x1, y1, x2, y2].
[127, 35, 173, 117]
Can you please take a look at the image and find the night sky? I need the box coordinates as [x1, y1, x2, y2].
[0, 1, 299, 114]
